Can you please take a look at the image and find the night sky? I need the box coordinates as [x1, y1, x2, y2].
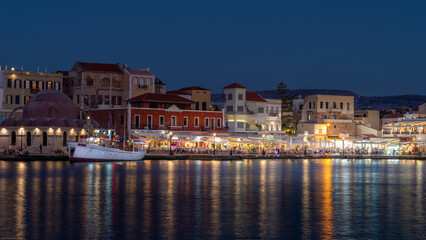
[1, 0, 426, 96]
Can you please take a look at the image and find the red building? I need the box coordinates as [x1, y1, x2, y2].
[90, 93, 225, 137]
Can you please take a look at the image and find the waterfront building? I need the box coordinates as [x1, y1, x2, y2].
[89, 92, 225, 138]
[221, 83, 281, 134]
[382, 113, 404, 125]
[382, 118, 426, 152]
[65, 62, 156, 117]
[0, 90, 98, 153]
[0, 66, 63, 121]
[297, 94, 355, 138]
[168, 86, 211, 110]
[354, 110, 380, 130]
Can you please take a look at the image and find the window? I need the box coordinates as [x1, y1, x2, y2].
[347, 103, 350, 110]
[15, 95, 20, 105]
[135, 115, 140, 128]
[340, 102, 343, 109]
[83, 95, 88, 105]
[112, 96, 116, 105]
[211, 118, 215, 129]
[132, 77, 138, 84]
[171, 116, 177, 126]
[308, 114, 311, 121]
[202, 102, 207, 110]
[26, 132, 31, 146]
[217, 118, 221, 128]
[14, 79, 21, 89]
[320, 102, 323, 109]
[105, 96, 110, 105]
[183, 117, 188, 127]
[47, 81, 52, 89]
[63, 132, 67, 146]
[98, 95, 103, 105]
[31, 81, 36, 90]
[313, 102, 316, 109]
[11, 131, 16, 145]
[0, 114, 3, 123]
[91, 95, 96, 106]
[86, 78, 94, 86]
[101, 78, 110, 87]
[147, 115, 152, 128]
[42, 132, 47, 146]
[159, 116, 164, 126]
[6, 95, 12, 104]
[149, 103, 158, 108]
[333, 102, 337, 108]
[205, 118, 209, 128]
[55, 82, 61, 90]
[238, 94, 243, 100]
[195, 102, 199, 110]
[258, 107, 264, 113]
[117, 96, 122, 105]
[77, 94, 80, 104]
[227, 94, 232, 100]
[237, 122, 244, 128]
[7, 79, 12, 88]
[25, 80, 30, 89]
[226, 106, 233, 112]
[194, 117, 199, 127]
[120, 115, 124, 125]
[309, 102, 312, 109]
[237, 106, 244, 112]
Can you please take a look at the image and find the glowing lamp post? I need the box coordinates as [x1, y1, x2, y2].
[213, 133, 216, 155]
[169, 131, 173, 155]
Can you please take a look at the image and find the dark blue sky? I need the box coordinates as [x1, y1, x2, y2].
[1, 0, 426, 96]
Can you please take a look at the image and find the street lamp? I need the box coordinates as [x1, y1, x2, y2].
[169, 131, 173, 155]
[213, 133, 216, 155]
[262, 134, 265, 155]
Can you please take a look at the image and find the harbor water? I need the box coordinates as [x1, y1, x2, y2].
[0, 159, 425, 239]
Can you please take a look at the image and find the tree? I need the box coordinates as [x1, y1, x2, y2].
[277, 82, 295, 135]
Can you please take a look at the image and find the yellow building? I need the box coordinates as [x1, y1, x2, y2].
[168, 86, 211, 110]
[0, 66, 63, 121]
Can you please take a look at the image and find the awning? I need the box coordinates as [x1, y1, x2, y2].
[246, 102, 257, 112]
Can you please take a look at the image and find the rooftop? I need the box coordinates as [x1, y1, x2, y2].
[178, 86, 209, 91]
[76, 62, 123, 73]
[126, 69, 154, 76]
[246, 92, 267, 102]
[383, 113, 404, 119]
[128, 93, 194, 104]
[223, 83, 247, 89]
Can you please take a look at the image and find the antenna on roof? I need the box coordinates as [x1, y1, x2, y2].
[37, 66, 39, 72]
[21, 66, 23, 71]
[45, 67, 47, 72]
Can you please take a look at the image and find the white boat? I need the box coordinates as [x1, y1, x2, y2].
[68, 142, 145, 162]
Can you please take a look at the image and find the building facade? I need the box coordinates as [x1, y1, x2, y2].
[297, 94, 355, 137]
[354, 110, 380, 130]
[0, 67, 63, 121]
[90, 93, 225, 137]
[168, 86, 211, 110]
[222, 83, 281, 133]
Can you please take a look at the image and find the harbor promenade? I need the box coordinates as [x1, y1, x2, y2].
[1, 153, 425, 161]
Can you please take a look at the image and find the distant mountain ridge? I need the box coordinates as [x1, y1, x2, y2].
[211, 89, 426, 110]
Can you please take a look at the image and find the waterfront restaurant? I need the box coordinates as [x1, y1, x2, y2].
[382, 118, 426, 153]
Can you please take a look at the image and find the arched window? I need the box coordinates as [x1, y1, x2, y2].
[43, 132, 47, 146]
[11, 131, 16, 145]
[63, 132, 67, 146]
[26, 132, 32, 146]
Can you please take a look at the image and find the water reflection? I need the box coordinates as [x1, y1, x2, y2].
[0, 159, 425, 239]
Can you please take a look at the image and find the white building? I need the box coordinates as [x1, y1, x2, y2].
[222, 83, 281, 133]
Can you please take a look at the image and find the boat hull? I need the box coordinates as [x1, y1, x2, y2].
[68, 142, 145, 162]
